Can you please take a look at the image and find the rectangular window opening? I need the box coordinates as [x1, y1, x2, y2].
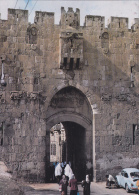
[51, 143, 56, 155]
[70, 58, 74, 70]
[0, 122, 3, 146]
[63, 58, 67, 68]
[133, 124, 137, 145]
[76, 58, 80, 69]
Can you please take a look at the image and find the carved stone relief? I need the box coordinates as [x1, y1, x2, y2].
[101, 93, 137, 106]
[112, 136, 131, 147]
[0, 91, 5, 103]
[26, 25, 38, 44]
[102, 32, 109, 39]
[0, 36, 7, 42]
[10, 91, 23, 100]
[115, 94, 129, 101]
[101, 32, 109, 54]
[60, 31, 83, 69]
[10, 91, 46, 103]
[31, 27, 37, 36]
[101, 93, 112, 101]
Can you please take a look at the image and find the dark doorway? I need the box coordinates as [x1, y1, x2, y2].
[63, 121, 86, 181]
[49, 121, 86, 182]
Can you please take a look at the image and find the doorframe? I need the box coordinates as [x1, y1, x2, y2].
[45, 111, 92, 182]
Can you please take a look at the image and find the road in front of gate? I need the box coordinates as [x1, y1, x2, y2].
[22, 182, 138, 195]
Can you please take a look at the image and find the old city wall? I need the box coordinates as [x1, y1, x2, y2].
[0, 7, 139, 182]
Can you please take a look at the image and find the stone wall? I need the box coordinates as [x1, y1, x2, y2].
[0, 7, 139, 182]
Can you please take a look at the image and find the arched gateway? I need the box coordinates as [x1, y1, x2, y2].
[45, 86, 93, 181]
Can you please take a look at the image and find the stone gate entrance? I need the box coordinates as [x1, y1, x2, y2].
[45, 86, 93, 181]
[63, 122, 86, 181]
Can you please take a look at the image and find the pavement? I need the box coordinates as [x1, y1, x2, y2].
[0, 161, 138, 195]
[21, 182, 138, 195]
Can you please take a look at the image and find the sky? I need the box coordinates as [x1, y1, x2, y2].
[0, 0, 138, 28]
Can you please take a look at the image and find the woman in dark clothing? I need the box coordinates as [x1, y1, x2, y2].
[59, 175, 68, 195]
[69, 174, 78, 195]
[82, 175, 91, 195]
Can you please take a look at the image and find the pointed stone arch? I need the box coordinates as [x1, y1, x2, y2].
[45, 81, 94, 111]
[45, 85, 97, 182]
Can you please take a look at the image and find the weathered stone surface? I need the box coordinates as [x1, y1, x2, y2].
[0, 7, 139, 182]
[0, 161, 24, 195]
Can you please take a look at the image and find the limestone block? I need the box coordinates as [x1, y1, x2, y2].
[25, 137, 31, 146]
[37, 162, 45, 170]
[26, 162, 35, 170]
[18, 37, 25, 43]
[37, 128, 46, 137]
[13, 37, 17, 43]
[18, 145, 26, 153]
[20, 162, 27, 170]
[33, 137, 38, 146]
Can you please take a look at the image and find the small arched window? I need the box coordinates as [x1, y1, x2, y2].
[26, 26, 38, 44]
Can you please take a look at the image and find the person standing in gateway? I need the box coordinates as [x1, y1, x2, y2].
[69, 174, 78, 195]
[55, 163, 62, 184]
[59, 175, 68, 195]
[64, 163, 73, 181]
[82, 175, 91, 195]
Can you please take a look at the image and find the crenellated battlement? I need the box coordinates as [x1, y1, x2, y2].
[108, 16, 128, 29]
[131, 18, 139, 31]
[84, 15, 105, 30]
[8, 8, 28, 24]
[0, 7, 138, 30]
[60, 7, 80, 29]
[34, 11, 54, 25]
[134, 18, 139, 24]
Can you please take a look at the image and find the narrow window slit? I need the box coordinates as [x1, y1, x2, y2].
[76, 58, 80, 69]
[133, 124, 138, 145]
[63, 57, 67, 68]
[70, 58, 74, 70]
[0, 122, 4, 146]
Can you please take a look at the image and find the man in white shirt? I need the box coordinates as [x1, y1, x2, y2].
[64, 164, 73, 181]
[106, 174, 115, 188]
[55, 163, 62, 184]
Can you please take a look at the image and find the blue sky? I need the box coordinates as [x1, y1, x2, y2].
[0, 0, 138, 28]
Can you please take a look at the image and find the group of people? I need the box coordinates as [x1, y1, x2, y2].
[53, 161, 91, 195]
[55, 162, 73, 183]
[59, 174, 91, 195]
[49, 161, 70, 183]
